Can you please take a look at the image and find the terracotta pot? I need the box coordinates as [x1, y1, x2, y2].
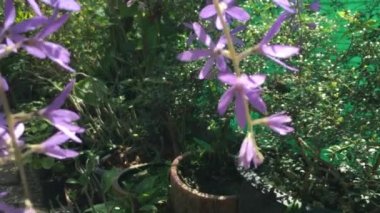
[169, 153, 238, 213]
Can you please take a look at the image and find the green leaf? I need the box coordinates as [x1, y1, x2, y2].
[65, 178, 80, 185]
[193, 137, 213, 152]
[75, 77, 109, 106]
[101, 168, 120, 193]
[41, 157, 55, 169]
[139, 204, 157, 212]
[84, 203, 108, 213]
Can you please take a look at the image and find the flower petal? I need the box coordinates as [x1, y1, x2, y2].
[226, 6, 250, 22]
[215, 55, 227, 72]
[39, 41, 74, 71]
[248, 74, 266, 87]
[260, 12, 289, 44]
[23, 42, 47, 59]
[53, 122, 82, 142]
[215, 15, 226, 30]
[49, 109, 80, 122]
[42, 80, 75, 112]
[1, 77, 9, 91]
[273, 0, 296, 14]
[177, 49, 210, 62]
[198, 58, 214, 79]
[41, 132, 70, 148]
[41, 0, 81, 11]
[11, 16, 48, 34]
[246, 90, 267, 114]
[218, 87, 234, 115]
[261, 44, 299, 59]
[14, 123, 25, 139]
[26, 0, 43, 16]
[192, 22, 213, 47]
[44, 146, 79, 159]
[235, 92, 246, 128]
[266, 112, 294, 135]
[37, 14, 69, 39]
[4, 0, 16, 30]
[218, 73, 237, 85]
[199, 4, 217, 19]
[265, 55, 299, 72]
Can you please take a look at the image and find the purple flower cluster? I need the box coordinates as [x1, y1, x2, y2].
[177, 0, 300, 169]
[0, 0, 80, 71]
[0, 0, 82, 160]
[0, 0, 82, 211]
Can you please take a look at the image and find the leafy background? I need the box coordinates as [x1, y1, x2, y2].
[0, 0, 379, 212]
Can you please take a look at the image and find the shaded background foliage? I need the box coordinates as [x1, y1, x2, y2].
[0, 0, 379, 211]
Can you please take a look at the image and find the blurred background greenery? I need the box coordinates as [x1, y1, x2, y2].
[0, 0, 379, 212]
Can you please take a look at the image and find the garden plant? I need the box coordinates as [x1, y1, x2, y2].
[0, 0, 379, 212]
[0, 0, 83, 211]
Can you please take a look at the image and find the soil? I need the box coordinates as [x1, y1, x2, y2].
[178, 153, 243, 196]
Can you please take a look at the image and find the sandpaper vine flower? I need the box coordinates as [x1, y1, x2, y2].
[200, 0, 250, 30]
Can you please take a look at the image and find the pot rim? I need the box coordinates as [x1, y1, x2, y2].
[170, 152, 237, 200]
[112, 162, 168, 196]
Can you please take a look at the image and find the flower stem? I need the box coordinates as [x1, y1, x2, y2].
[0, 74, 33, 209]
[212, 0, 254, 134]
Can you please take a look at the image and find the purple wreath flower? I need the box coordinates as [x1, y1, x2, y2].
[0, 0, 73, 71]
[38, 80, 84, 142]
[218, 73, 267, 128]
[265, 112, 294, 135]
[34, 132, 79, 159]
[273, 0, 296, 14]
[0, 76, 9, 91]
[199, 0, 250, 30]
[238, 133, 264, 169]
[177, 22, 228, 79]
[1, 0, 47, 41]
[26, 0, 80, 16]
[258, 12, 300, 72]
[0, 121, 25, 157]
[20, 14, 75, 72]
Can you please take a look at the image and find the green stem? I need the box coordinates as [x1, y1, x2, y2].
[212, 0, 254, 135]
[0, 74, 33, 208]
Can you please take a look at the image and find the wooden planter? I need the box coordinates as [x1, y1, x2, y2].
[169, 153, 238, 213]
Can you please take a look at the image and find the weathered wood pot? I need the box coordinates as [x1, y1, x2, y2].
[169, 153, 238, 213]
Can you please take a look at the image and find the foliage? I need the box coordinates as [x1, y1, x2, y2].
[2, 0, 379, 212]
[237, 0, 380, 211]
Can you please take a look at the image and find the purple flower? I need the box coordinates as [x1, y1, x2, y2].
[265, 112, 294, 135]
[218, 73, 267, 128]
[38, 80, 84, 142]
[0, 121, 25, 157]
[1, 0, 48, 42]
[272, 0, 296, 14]
[238, 134, 264, 169]
[0, 0, 73, 71]
[258, 12, 300, 72]
[200, 0, 250, 30]
[20, 14, 75, 72]
[0, 0, 16, 36]
[177, 22, 228, 79]
[0, 76, 9, 91]
[309, 0, 320, 12]
[26, 0, 80, 15]
[34, 132, 79, 159]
